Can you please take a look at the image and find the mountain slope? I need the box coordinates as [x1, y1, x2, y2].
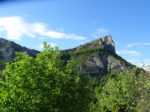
[0, 36, 134, 78]
[0, 37, 39, 61]
[61, 35, 134, 78]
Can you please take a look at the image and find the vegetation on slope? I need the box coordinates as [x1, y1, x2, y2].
[0, 42, 149, 112]
[0, 42, 93, 112]
[90, 69, 150, 112]
[61, 46, 133, 67]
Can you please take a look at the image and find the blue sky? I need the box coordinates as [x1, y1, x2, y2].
[0, 0, 150, 66]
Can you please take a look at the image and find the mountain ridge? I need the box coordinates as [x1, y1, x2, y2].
[61, 35, 134, 78]
[0, 36, 134, 78]
[0, 37, 39, 61]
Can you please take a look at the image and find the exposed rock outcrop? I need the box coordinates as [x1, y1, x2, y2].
[64, 35, 116, 53]
[62, 35, 133, 78]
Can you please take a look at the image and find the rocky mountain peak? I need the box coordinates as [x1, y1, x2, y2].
[62, 35, 132, 78]
[75, 35, 116, 53]
[63, 35, 116, 53]
[91, 35, 115, 52]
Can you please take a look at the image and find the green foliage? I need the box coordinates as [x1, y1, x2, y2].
[91, 68, 150, 112]
[68, 47, 102, 56]
[0, 60, 7, 70]
[62, 47, 107, 58]
[0, 42, 149, 112]
[135, 68, 150, 112]
[61, 46, 134, 72]
[0, 42, 93, 112]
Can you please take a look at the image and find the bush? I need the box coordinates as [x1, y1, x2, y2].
[0, 42, 93, 112]
[92, 68, 150, 112]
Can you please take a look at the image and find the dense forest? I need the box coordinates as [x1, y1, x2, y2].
[0, 42, 149, 112]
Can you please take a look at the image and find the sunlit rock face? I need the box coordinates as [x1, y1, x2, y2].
[63, 35, 116, 53]
[76, 35, 115, 52]
[62, 35, 132, 78]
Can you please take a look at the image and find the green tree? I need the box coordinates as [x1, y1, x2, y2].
[93, 69, 141, 112]
[0, 42, 93, 112]
[136, 66, 150, 112]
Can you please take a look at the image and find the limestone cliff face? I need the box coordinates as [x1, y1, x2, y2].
[63, 35, 115, 53]
[77, 35, 115, 52]
[62, 35, 132, 78]
[0, 38, 39, 61]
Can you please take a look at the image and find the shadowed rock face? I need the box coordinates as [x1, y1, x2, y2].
[0, 38, 39, 61]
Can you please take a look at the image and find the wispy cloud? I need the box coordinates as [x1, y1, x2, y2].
[127, 43, 150, 48]
[116, 49, 141, 56]
[117, 42, 150, 68]
[92, 28, 109, 38]
[137, 59, 150, 66]
[124, 57, 150, 70]
[0, 16, 85, 40]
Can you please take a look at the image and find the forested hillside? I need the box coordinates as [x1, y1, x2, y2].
[0, 37, 150, 112]
[0, 0, 150, 111]
[0, 42, 149, 112]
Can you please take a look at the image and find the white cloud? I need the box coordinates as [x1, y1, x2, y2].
[38, 43, 57, 50]
[116, 49, 140, 56]
[139, 59, 150, 66]
[127, 43, 150, 48]
[92, 28, 109, 38]
[0, 16, 85, 40]
[133, 59, 150, 70]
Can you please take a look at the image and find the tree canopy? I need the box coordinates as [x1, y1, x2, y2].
[0, 42, 93, 112]
[0, 42, 149, 112]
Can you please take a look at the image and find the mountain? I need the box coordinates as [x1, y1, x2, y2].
[0, 36, 134, 78]
[0, 37, 39, 61]
[61, 35, 134, 78]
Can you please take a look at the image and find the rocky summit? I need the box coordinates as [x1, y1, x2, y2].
[62, 35, 133, 78]
[77, 35, 116, 53]
[63, 35, 115, 53]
